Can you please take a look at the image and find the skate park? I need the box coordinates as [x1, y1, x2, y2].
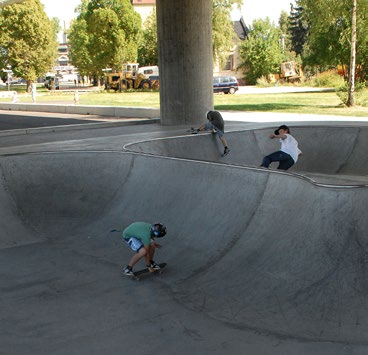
[2, 0, 368, 353]
[1, 110, 368, 354]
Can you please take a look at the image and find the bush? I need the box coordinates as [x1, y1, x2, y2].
[336, 81, 368, 107]
[310, 70, 345, 88]
[256, 76, 273, 87]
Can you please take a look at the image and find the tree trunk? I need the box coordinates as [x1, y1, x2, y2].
[347, 0, 357, 107]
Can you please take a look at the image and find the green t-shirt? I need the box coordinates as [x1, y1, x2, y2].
[122, 222, 152, 246]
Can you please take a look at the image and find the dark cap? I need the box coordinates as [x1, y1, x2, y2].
[274, 125, 290, 135]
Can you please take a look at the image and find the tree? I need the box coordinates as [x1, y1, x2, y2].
[300, 0, 351, 68]
[68, 0, 141, 80]
[51, 17, 61, 40]
[347, 0, 357, 107]
[298, 0, 367, 74]
[0, 0, 58, 87]
[136, 0, 242, 68]
[288, 1, 310, 57]
[279, 10, 300, 62]
[137, 9, 158, 66]
[212, 0, 242, 67]
[238, 18, 283, 84]
[67, 17, 92, 77]
[298, 0, 368, 105]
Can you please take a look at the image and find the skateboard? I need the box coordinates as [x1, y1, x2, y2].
[186, 127, 198, 134]
[132, 262, 167, 281]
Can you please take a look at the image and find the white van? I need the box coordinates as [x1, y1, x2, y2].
[138, 65, 159, 78]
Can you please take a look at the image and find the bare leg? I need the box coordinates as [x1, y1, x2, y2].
[220, 136, 228, 148]
[128, 247, 146, 268]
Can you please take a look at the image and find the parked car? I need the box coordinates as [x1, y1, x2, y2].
[213, 76, 239, 94]
[44, 75, 60, 90]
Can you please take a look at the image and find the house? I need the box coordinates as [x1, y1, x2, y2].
[214, 17, 249, 85]
[131, 0, 156, 23]
[52, 43, 79, 82]
[131, 1, 249, 83]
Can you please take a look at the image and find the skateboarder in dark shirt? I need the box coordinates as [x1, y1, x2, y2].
[192, 110, 230, 156]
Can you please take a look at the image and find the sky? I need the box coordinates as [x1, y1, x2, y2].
[41, 0, 296, 26]
[233, 0, 295, 24]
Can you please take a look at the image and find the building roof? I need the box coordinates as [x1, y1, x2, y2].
[0, 0, 25, 7]
[131, 0, 156, 5]
[233, 17, 249, 41]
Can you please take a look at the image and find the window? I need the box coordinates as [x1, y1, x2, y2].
[222, 55, 234, 71]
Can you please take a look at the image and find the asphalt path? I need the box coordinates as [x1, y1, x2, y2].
[0, 111, 104, 131]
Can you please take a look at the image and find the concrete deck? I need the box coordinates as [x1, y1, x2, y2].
[1, 109, 368, 355]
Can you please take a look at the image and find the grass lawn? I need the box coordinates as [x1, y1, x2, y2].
[215, 92, 368, 117]
[1, 87, 368, 117]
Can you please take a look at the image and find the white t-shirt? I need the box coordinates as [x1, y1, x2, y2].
[280, 134, 302, 163]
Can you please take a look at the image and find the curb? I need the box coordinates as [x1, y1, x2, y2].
[0, 118, 160, 137]
[0, 102, 160, 119]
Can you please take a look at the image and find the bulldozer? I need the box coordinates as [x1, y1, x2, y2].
[279, 61, 303, 82]
[268, 61, 303, 84]
[104, 63, 152, 91]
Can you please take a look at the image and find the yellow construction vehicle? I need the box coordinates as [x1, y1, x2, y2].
[268, 61, 303, 84]
[280, 61, 303, 82]
[104, 63, 152, 91]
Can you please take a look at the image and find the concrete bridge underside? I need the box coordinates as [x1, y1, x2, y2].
[156, 0, 213, 125]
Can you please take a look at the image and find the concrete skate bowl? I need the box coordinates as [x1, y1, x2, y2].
[126, 125, 368, 186]
[1, 124, 368, 346]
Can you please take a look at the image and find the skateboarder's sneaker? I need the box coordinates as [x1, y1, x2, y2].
[123, 265, 133, 276]
[223, 147, 230, 156]
[148, 261, 161, 270]
[190, 127, 199, 134]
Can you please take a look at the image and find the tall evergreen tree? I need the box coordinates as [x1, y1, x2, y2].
[288, 1, 310, 56]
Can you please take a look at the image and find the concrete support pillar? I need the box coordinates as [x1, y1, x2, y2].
[156, 0, 213, 125]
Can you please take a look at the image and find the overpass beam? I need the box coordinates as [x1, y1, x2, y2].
[156, 0, 213, 125]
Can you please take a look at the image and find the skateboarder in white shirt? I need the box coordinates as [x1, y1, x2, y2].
[260, 125, 302, 170]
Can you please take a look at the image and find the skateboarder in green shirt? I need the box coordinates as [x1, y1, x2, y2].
[122, 222, 167, 276]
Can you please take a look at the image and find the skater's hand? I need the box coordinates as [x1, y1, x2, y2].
[153, 242, 162, 248]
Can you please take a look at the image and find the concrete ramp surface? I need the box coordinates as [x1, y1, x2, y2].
[1, 124, 368, 354]
[126, 125, 368, 185]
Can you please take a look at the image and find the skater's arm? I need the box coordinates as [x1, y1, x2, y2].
[269, 133, 287, 140]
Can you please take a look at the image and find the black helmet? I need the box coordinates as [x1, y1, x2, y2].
[151, 223, 167, 238]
